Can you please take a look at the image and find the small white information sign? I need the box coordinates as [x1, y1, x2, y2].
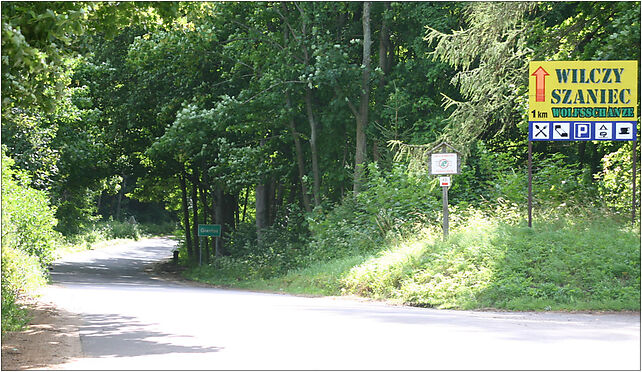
[431, 153, 458, 175]
[439, 176, 451, 187]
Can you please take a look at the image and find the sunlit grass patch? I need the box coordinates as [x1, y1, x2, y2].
[242, 255, 369, 296]
[182, 203, 639, 312]
[341, 229, 437, 299]
[342, 213, 501, 308]
[341, 212, 640, 311]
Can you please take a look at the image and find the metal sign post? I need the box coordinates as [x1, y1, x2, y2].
[633, 140, 638, 225]
[440, 176, 451, 238]
[442, 182, 449, 238]
[528, 141, 533, 228]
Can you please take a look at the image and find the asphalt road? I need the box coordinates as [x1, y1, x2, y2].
[43, 237, 640, 370]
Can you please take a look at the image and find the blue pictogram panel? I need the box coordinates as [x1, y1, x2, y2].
[529, 121, 637, 141]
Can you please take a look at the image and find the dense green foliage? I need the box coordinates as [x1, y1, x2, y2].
[1, 148, 58, 332]
[187, 206, 640, 311]
[2, 1, 640, 320]
[0, 146, 173, 333]
[185, 153, 640, 311]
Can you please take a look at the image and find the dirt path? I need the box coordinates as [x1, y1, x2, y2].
[1, 296, 82, 371]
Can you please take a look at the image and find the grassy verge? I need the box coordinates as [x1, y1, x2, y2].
[187, 255, 368, 296]
[1, 246, 46, 333]
[184, 210, 640, 312]
[343, 212, 640, 311]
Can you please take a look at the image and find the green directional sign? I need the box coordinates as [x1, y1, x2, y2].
[198, 224, 221, 237]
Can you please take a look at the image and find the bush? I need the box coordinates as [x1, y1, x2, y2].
[1, 147, 60, 333]
[2, 149, 61, 266]
[595, 141, 641, 217]
[246, 255, 369, 296]
[107, 219, 141, 240]
[55, 197, 99, 236]
[308, 163, 440, 262]
[183, 154, 640, 312]
[187, 204, 310, 282]
[139, 221, 178, 236]
[478, 216, 640, 310]
[71, 219, 142, 244]
[488, 152, 596, 208]
[1, 245, 46, 333]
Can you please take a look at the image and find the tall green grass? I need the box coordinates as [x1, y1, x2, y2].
[240, 255, 368, 296]
[1, 245, 47, 333]
[187, 206, 640, 312]
[342, 210, 640, 311]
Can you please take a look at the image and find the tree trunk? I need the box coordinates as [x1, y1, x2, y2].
[266, 177, 274, 225]
[378, 2, 392, 77]
[373, 141, 381, 163]
[296, 5, 321, 208]
[115, 175, 126, 221]
[281, 5, 313, 213]
[179, 169, 193, 259]
[234, 195, 241, 227]
[213, 187, 221, 257]
[354, 1, 372, 196]
[213, 187, 234, 256]
[96, 192, 102, 215]
[256, 139, 269, 244]
[341, 132, 350, 199]
[190, 169, 200, 263]
[287, 172, 298, 208]
[241, 186, 249, 223]
[223, 192, 236, 242]
[273, 180, 284, 222]
[255, 180, 268, 244]
[286, 95, 313, 213]
[305, 88, 322, 207]
[373, 2, 391, 164]
[199, 180, 210, 264]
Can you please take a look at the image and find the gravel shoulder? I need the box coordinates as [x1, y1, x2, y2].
[1, 296, 82, 371]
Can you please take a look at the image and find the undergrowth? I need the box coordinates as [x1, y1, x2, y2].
[342, 208, 640, 311]
[183, 155, 640, 312]
[185, 204, 640, 311]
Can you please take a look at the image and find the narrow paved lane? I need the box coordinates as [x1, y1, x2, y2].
[43, 238, 640, 370]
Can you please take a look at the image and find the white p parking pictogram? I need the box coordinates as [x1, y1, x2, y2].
[574, 123, 591, 139]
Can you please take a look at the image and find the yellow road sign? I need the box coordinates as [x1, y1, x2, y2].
[529, 60, 638, 122]
[528, 60, 638, 141]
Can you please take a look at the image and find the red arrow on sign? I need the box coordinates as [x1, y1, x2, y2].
[531, 66, 549, 102]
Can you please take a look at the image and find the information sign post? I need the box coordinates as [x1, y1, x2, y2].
[428, 142, 461, 240]
[198, 224, 222, 266]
